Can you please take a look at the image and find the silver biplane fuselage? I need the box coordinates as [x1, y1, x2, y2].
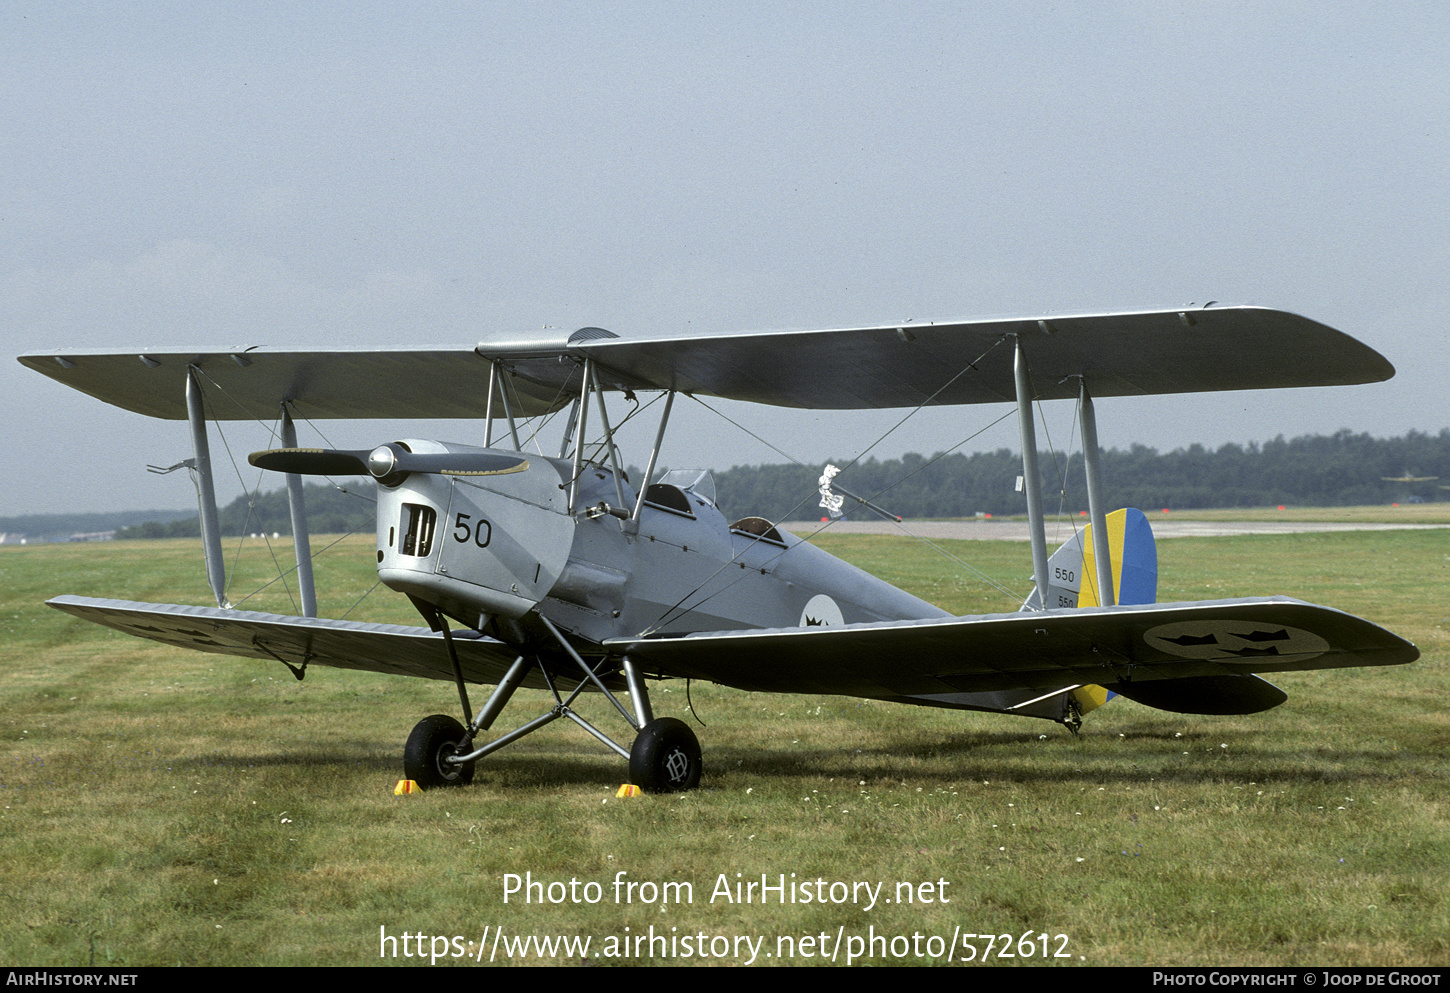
[379, 441, 940, 648]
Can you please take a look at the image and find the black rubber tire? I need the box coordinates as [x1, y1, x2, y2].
[403, 714, 475, 789]
[628, 717, 702, 793]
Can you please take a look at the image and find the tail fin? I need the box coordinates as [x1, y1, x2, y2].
[1026, 507, 1158, 611]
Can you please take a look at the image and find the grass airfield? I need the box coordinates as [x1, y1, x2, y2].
[0, 523, 1445, 967]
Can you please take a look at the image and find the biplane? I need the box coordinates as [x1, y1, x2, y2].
[19, 306, 1419, 792]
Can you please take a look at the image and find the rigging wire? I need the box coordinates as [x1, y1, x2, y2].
[1033, 392, 1082, 548]
[229, 527, 375, 609]
[560, 391, 666, 492]
[856, 407, 1017, 505]
[684, 395, 811, 468]
[831, 336, 1011, 479]
[583, 389, 654, 469]
[516, 374, 577, 454]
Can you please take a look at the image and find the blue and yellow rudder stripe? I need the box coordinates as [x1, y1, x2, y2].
[1077, 508, 1157, 608]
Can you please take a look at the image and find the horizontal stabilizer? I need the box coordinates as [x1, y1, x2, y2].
[877, 686, 1082, 722]
[1104, 674, 1288, 715]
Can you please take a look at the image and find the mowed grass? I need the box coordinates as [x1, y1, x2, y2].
[0, 528, 1445, 967]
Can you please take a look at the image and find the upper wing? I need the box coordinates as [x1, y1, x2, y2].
[606, 597, 1417, 698]
[19, 306, 1392, 419]
[45, 595, 555, 687]
[576, 306, 1394, 409]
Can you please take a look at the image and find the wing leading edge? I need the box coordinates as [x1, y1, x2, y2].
[606, 597, 1418, 700]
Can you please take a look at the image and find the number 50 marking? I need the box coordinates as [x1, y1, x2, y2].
[452, 513, 492, 548]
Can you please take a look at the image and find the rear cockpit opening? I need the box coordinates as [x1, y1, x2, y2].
[729, 516, 785, 545]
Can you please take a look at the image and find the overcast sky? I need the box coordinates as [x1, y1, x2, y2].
[4, 2, 1447, 517]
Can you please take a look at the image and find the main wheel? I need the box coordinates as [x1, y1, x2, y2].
[404, 714, 475, 789]
[629, 718, 702, 793]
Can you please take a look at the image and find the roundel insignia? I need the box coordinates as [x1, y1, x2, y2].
[1144, 620, 1329, 662]
[799, 594, 844, 628]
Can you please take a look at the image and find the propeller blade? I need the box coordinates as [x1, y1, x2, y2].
[394, 452, 530, 477]
[249, 445, 530, 479]
[248, 448, 372, 475]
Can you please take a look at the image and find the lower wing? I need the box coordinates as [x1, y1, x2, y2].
[46, 595, 535, 686]
[607, 597, 1417, 700]
[48, 594, 1416, 715]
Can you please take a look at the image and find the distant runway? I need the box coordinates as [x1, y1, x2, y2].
[780, 519, 1450, 541]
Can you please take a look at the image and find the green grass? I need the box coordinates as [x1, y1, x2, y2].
[0, 529, 1445, 966]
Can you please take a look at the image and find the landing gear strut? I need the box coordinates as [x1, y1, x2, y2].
[401, 618, 701, 793]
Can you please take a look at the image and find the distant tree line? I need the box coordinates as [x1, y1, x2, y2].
[118, 483, 375, 539]
[1, 508, 194, 543]
[115, 429, 1449, 536]
[712, 429, 1450, 521]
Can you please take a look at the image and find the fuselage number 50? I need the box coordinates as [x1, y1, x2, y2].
[452, 513, 492, 548]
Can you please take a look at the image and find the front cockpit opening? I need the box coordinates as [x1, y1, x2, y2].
[643, 469, 718, 518]
[643, 483, 694, 517]
[657, 468, 715, 505]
